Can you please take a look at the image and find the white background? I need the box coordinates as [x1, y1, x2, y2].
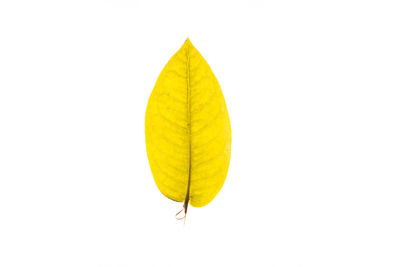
[1, 0, 399, 266]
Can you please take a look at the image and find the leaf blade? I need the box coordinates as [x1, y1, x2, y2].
[145, 39, 231, 210]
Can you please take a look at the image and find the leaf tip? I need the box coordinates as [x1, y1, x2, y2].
[184, 38, 193, 48]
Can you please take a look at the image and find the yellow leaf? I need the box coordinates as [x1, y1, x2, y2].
[145, 38, 231, 219]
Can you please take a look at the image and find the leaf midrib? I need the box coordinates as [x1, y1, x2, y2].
[183, 41, 191, 216]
